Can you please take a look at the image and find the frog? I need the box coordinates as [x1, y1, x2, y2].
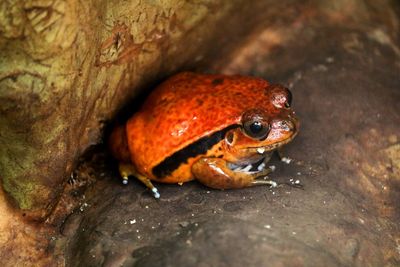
[108, 72, 299, 198]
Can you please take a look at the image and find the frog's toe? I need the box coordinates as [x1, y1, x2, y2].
[152, 187, 160, 199]
[119, 162, 137, 184]
[252, 178, 278, 187]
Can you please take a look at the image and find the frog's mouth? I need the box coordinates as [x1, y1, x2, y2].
[225, 134, 297, 174]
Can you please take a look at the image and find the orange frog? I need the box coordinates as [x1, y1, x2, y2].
[109, 72, 299, 198]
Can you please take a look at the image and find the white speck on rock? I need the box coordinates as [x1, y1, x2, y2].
[269, 165, 276, 171]
[79, 202, 89, 212]
[179, 221, 189, 228]
[281, 157, 292, 164]
[326, 57, 334, 63]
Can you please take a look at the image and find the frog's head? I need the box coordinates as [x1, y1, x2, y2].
[221, 85, 299, 169]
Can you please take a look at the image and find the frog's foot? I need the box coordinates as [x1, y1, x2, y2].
[119, 162, 135, 185]
[192, 157, 276, 189]
[118, 163, 160, 198]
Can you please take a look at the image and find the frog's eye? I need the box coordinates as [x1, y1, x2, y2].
[242, 115, 270, 140]
[242, 109, 270, 140]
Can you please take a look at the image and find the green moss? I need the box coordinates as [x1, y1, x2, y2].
[0, 121, 49, 210]
[2, 178, 38, 210]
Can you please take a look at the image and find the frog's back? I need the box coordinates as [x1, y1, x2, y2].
[126, 72, 271, 177]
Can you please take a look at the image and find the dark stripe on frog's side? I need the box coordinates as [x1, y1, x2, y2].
[152, 125, 238, 178]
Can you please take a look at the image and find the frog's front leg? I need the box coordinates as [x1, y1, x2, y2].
[191, 158, 276, 189]
[118, 162, 160, 198]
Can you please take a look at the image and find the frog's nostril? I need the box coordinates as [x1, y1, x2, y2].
[281, 120, 294, 131]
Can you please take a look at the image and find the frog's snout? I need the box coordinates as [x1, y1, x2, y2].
[271, 118, 297, 132]
[282, 120, 295, 132]
[291, 114, 300, 133]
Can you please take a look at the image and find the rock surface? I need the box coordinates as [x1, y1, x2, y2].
[0, 0, 399, 266]
[61, 2, 400, 266]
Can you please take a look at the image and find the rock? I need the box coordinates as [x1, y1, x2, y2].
[0, 0, 399, 266]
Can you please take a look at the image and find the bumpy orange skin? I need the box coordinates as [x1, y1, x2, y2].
[109, 72, 299, 185]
